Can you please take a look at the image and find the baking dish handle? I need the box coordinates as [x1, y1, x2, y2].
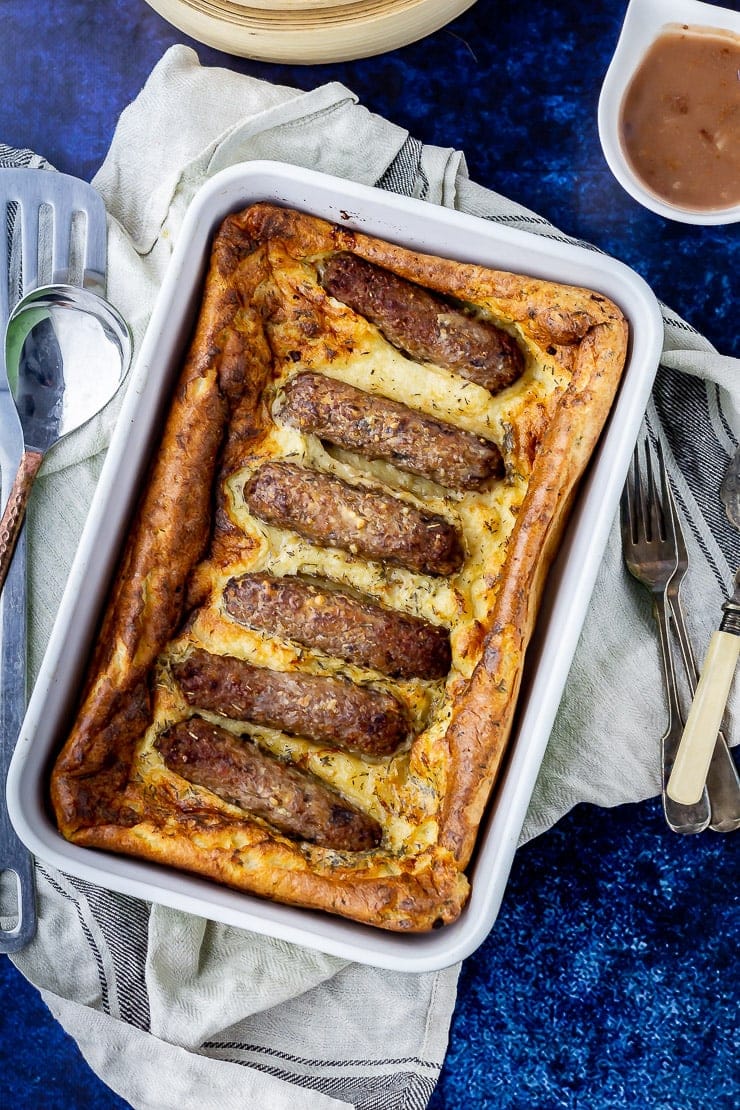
[0, 810, 36, 952]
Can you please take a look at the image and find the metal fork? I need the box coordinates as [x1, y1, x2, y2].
[664, 480, 740, 832]
[620, 437, 711, 834]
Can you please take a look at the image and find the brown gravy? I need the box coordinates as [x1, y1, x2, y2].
[620, 26, 740, 211]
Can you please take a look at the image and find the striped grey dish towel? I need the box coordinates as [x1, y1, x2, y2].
[3, 44, 739, 1110]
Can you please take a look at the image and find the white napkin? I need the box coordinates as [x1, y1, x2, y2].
[4, 44, 738, 1110]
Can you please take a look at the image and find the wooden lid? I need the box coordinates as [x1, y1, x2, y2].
[142, 0, 477, 63]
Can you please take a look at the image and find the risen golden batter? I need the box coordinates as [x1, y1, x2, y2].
[50, 204, 627, 931]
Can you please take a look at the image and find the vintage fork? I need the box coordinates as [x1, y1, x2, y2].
[620, 437, 711, 833]
[664, 480, 740, 832]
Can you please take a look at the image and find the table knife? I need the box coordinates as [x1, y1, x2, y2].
[667, 570, 740, 806]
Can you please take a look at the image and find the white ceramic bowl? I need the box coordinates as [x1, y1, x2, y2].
[6, 163, 663, 971]
[598, 0, 740, 224]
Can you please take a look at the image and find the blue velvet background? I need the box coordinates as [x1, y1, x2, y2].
[1, 1, 738, 1106]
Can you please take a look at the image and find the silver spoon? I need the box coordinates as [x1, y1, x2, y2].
[0, 284, 131, 595]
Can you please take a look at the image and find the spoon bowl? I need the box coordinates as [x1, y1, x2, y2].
[5, 284, 131, 451]
[0, 284, 131, 595]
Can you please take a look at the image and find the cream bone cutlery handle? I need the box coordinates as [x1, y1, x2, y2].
[668, 604, 740, 807]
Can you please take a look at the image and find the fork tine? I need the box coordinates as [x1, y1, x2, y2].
[643, 438, 664, 543]
[18, 198, 40, 292]
[51, 199, 75, 285]
[620, 445, 637, 546]
[628, 437, 649, 542]
[656, 439, 677, 551]
[642, 439, 654, 539]
[632, 442, 643, 529]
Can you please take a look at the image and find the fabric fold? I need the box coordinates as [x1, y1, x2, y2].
[42, 988, 350, 1110]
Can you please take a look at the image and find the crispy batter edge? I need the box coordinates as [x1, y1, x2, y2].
[49, 203, 627, 931]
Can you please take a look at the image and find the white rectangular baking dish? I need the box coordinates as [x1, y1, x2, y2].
[6, 162, 663, 972]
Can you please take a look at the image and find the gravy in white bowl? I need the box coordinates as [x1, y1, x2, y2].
[620, 26, 740, 212]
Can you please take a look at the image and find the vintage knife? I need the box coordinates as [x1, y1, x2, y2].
[668, 445, 740, 808]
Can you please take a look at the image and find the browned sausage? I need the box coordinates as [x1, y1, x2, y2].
[244, 461, 463, 577]
[320, 252, 524, 394]
[223, 572, 452, 680]
[280, 372, 504, 491]
[155, 717, 382, 851]
[172, 648, 409, 756]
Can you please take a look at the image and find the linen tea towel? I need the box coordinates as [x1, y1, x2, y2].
[3, 44, 739, 1110]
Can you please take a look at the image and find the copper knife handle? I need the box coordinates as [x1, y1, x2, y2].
[0, 449, 43, 598]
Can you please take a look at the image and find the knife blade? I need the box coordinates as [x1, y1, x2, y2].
[0, 300, 35, 950]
